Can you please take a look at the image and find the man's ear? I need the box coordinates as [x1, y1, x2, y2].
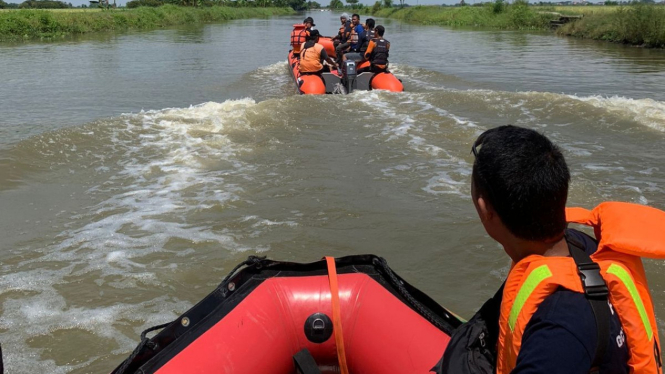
[476, 195, 494, 223]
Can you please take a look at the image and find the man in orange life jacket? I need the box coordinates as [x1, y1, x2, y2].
[364, 25, 389, 73]
[437, 125, 664, 374]
[299, 29, 337, 76]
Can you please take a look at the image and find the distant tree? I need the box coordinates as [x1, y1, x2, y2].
[371, 0, 381, 10]
[382, 0, 391, 6]
[288, 0, 306, 9]
[329, 0, 343, 7]
[0, 0, 7, 7]
[346, 0, 358, 5]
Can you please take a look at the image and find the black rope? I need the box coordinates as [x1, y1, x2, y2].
[115, 322, 171, 374]
[372, 257, 448, 331]
[218, 256, 266, 292]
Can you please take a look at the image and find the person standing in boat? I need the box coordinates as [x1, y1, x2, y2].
[436, 125, 664, 374]
[299, 29, 337, 76]
[363, 25, 390, 73]
[290, 17, 314, 58]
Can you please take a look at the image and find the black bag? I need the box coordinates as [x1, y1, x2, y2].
[432, 283, 504, 374]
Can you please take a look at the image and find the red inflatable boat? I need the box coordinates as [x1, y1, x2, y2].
[112, 255, 461, 374]
[289, 24, 404, 95]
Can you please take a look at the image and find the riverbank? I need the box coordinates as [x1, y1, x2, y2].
[370, 4, 555, 31]
[369, 4, 665, 48]
[0, 5, 294, 42]
[556, 5, 665, 48]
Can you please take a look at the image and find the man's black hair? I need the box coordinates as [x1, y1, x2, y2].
[471, 125, 570, 241]
[366, 18, 375, 29]
[375, 25, 385, 37]
[307, 29, 320, 41]
[352, 13, 360, 19]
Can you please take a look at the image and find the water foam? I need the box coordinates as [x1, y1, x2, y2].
[354, 91, 477, 198]
[0, 99, 284, 373]
[570, 95, 665, 133]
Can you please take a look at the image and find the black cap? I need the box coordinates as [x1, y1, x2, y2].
[304, 17, 315, 26]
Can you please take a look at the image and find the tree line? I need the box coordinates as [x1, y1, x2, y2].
[0, 0, 72, 7]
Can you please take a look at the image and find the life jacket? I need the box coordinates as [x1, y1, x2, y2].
[496, 202, 664, 374]
[290, 24, 308, 55]
[299, 42, 324, 73]
[360, 29, 375, 53]
[338, 21, 351, 43]
[370, 38, 389, 67]
[349, 25, 360, 46]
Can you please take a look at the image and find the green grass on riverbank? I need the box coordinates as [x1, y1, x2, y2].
[370, 4, 665, 48]
[0, 5, 293, 41]
[370, 4, 554, 30]
[556, 4, 665, 48]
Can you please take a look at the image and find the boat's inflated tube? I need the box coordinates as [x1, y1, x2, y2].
[299, 75, 326, 95]
[372, 72, 404, 92]
[113, 255, 461, 374]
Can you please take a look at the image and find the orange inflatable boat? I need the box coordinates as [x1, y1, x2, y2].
[112, 255, 461, 374]
[288, 25, 404, 95]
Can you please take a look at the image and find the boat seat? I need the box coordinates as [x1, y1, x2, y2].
[344, 52, 363, 63]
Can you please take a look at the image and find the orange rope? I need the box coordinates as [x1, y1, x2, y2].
[325, 256, 350, 374]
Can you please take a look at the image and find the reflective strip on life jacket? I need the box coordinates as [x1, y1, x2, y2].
[508, 264, 552, 332]
[606, 263, 653, 341]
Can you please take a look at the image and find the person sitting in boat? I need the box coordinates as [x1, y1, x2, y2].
[363, 25, 389, 73]
[359, 18, 376, 56]
[290, 17, 314, 58]
[332, 13, 351, 48]
[336, 14, 364, 63]
[436, 125, 664, 374]
[299, 29, 338, 76]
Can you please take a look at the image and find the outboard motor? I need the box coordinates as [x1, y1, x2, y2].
[342, 60, 357, 94]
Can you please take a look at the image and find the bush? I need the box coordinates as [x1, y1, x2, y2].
[126, 0, 164, 7]
[557, 3, 665, 47]
[491, 0, 504, 14]
[372, 0, 381, 12]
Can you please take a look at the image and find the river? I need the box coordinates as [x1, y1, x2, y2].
[0, 11, 664, 373]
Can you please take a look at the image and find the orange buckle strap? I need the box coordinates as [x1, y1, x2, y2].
[325, 256, 350, 374]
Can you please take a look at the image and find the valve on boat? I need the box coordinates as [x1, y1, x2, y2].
[304, 313, 333, 343]
[342, 60, 358, 94]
